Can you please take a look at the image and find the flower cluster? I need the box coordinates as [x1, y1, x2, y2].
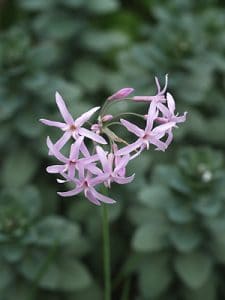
[40, 76, 187, 205]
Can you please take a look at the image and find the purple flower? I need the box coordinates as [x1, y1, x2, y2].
[117, 101, 175, 156]
[57, 168, 116, 206]
[40, 92, 107, 151]
[96, 146, 135, 188]
[132, 75, 168, 103]
[46, 136, 100, 180]
[107, 88, 134, 101]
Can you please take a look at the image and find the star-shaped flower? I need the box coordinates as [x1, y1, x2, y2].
[40, 92, 107, 151]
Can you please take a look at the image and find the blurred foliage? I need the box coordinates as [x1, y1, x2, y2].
[0, 0, 225, 299]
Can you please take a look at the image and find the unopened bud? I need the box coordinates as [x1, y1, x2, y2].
[107, 88, 134, 100]
[102, 114, 113, 122]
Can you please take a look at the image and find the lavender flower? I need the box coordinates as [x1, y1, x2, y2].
[40, 75, 186, 205]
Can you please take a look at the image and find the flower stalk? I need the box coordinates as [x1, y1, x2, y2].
[102, 203, 111, 300]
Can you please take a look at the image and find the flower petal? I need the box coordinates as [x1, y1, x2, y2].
[167, 92, 175, 114]
[90, 188, 116, 204]
[57, 186, 83, 197]
[46, 136, 68, 163]
[79, 128, 107, 144]
[96, 146, 110, 173]
[114, 174, 135, 185]
[120, 119, 144, 137]
[149, 136, 167, 151]
[49, 131, 71, 155]
[46, 165, 65, 173]
[114, 155, 130, 173]
[70, 136, 84, 160]
[39, 119, 66, 128]
[55, 92, 74, 125]
[152, 121, 175, 135]
[146, 101, 158, 132]
[85, 190, 101, 206]
[75, 106, 100, 127]
[116, 139, 142, 156]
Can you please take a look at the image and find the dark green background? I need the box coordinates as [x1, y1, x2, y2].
[0, 0, 225, 299]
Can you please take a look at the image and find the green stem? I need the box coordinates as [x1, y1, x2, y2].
[102, 204, 111, 300]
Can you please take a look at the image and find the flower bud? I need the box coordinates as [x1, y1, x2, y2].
[107, 88, 134, 100]
[102, 114, 113, 122]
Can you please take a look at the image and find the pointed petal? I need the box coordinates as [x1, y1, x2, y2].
[39, 119, 66, 128]
[149, 136, 167, 151]
[86, 164, 103, 175]
[157, 103, 170, 118]
[96, 146, 110, 173]
[75, 106, 100, 127]
[85, 190, 101, 205]
[146, 101, 158, 132]
[79, 128, 107, 144]
[164, 129, 173, 147]
[91, 188, 116, 204]
[57, 186, 83, 197]
[152, 122, 175, 135]
[114, 174, 135, 185]
[55, 92, 74, 125]
[173, 112, 187, 123]
[116, 139, 142, 156]
[46, 136, 68, 163]
[114, 155, 130, 173]
[161, 74, 168, 94]
[90, 173, 110, 186]
[120, 119, 144, 137]
[46, 165, 65, 173]
[49, 131, 71, 155]
[70, 136, 84, 160]
[167, 93, 175, 114]
[155, 76, 161, 94]
[80, 141, 91, 157]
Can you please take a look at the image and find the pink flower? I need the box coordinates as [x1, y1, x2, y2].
[107, 88, 134, 101]
[132, 75, 168, 103]
[156, 93, 187, 124]
[57, 167, 116, 206]
[46, 136, 99, 180]
[117, 101, 175, 156]
[96, 146, 135, 188]
[40, 92, 107, 151]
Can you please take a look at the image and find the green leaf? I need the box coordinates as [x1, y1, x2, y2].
[0, 259, 14, 289]
[184, 277, 216, 300]
[18, 0, 55, 11]
[81, 30, 129, 52]
[85, 0, 119, 13]
[138, 184, 173, 209]
[68, 284, 102, 300]
[174, 252, 212, 288]
[2, 149, 38, 187]
[30, 216, 80, 246]
[139, 254, 172, 298]
[2, 244, 25, 263]
[169, 226, 202, 252]
[166, 202, 194, 224]
[19, 249, 92, 291]
[132, 222, 169, 252]
[194, 195, 222, 217]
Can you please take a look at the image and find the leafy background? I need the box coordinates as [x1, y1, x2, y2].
[0, 0, 225, 299]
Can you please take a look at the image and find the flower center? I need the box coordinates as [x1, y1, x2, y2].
[69, 159, 77, 165]
[69, 124, 77, 131]
[143, 133, 150, 140]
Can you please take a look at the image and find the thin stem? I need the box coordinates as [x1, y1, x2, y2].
[102, 204, 111, 300]
[111, 112, 145, 120]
